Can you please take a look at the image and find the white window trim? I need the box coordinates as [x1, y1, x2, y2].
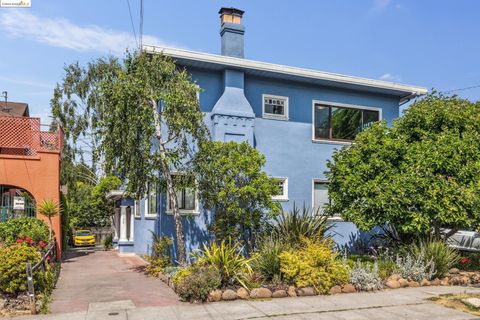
[311, 100, 382, 145]
[311, 179, 342, 221]
[145, 183, 158, 219]
[134, 199, 141, 218]
[272, 177, 288, 201]
[166, 172, 200, 215]
[262, 94, 289, 121]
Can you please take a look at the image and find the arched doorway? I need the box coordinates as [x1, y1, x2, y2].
[0, 185, 36, 222]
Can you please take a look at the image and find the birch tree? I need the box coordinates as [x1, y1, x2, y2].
[52, 52, 207, 263]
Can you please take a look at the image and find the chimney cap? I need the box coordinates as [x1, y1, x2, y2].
[218, 7, 244, 17]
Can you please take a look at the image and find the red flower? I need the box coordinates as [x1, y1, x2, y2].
[460, 257, 470, 264]
[25, 236, 31, 242]
[19, 235, 24, 240]
[16, 239, 23, 243]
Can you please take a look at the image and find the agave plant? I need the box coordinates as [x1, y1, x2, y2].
[191, 239, 256, 288]
[271, 204, 332, 246]
[37, 199, 60, 240]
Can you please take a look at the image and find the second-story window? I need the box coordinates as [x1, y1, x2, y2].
[314, 102, 380, 142]
[263, 94, 289, 120]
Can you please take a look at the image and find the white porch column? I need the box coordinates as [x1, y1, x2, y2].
[129, 206, 135, 241]
[119, 205, 128, 242]
[113, 208, 120, 241]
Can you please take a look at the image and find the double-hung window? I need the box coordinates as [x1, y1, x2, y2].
[134, 199, 141, 218]
[145, 182, 158, 218]
[313, 180, 331, 216]
[167, 174, 198, 214]
[272, 177, 288, 201]
[313, 102, 380, 142]
[263, 94, 289, 120]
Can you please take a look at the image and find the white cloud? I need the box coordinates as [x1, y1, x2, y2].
[379, 73, 402, 82]
[0, 10, 173, 55]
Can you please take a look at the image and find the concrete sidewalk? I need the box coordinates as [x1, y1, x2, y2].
[14, 286, 480, 320]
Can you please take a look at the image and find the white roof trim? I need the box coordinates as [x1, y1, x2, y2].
[143, 45, 428, 97]
[106, 190, 125, 200]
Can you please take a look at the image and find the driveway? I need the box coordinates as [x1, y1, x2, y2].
[19, 284, 480, 319]
[49, 247, 179, 314]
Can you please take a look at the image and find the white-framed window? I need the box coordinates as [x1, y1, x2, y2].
[144, 182, 158, 219]
[272, 177, 288, 201]
[312, 179, 336, 218]
[166, 173, 199, 215]
[134, 199, 141, 218]
[262, 94, 289, 120]
[312, 100, 381, 144]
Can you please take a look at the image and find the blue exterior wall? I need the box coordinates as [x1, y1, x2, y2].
[131, 66, 401, 257]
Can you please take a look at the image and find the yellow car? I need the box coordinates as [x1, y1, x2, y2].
[73, 230, 96, 247]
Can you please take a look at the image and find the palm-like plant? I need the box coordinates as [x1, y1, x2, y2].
[191, 239, 256, 288]
[37, 199, 60, 240]
[271, 204, 332, 246]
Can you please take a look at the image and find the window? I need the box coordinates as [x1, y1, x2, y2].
[145, 182, 158, 218]
[167, 174, 198, 214]
[263, 94, 289, 120]
[272, 177, 288, 201]
[313, 102, 380, 142]
[134, 200, 141, 218]
[313, 181, 331, 216]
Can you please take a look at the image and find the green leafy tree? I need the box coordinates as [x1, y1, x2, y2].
[52, 52, 207, 264]
[326, 93, 480, 239]
[194, 141, 279, 249]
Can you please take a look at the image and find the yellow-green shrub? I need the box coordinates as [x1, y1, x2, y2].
[172, 267, 192, 286]
[0, 244, 42, 294]
[279, 238, 348, 294]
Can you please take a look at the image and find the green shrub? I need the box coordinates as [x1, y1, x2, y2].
[171, 267, 192, 286]
[192, 239, 256, 288]
[254, 237, 285, 283]
[0, 218, 49, 246]
[410, 239, 460, 278]
[279, 238, 348, 294]
[346, 255, 396, 280]
[176, 265, 221, 302]
[456, 253, 480, 271]
[102, 233, 113, 251]
[144, 255, 171, 278]
[0, 244, 42, 294]
[150, 232, 172, 262]
[271, 205, 332, 247]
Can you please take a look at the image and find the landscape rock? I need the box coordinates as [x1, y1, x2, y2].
[297, 287, 316, 296]
[330, 285, 342, 294]
[440, 277, 449, 286]
[408, 281, 420, 288]
[387, 274, 402, 282]
[385, 280, 401, 289]
[398, 279, 409, 288]
[341, 284, 356, 293]
[449, 268, 460, 274]
[420, 279, 431, 286]
[0, 298, 5, 310]
[207, 289, 222, 302]
[287, 286, 297, 297]
[272, 290, 288, 298]
[222, 289, 238, 301]
[250, 288, 272, 299]
[430, 278, 441, 286]
[449, 276, 462, 285]
[237, 288, 249, 300]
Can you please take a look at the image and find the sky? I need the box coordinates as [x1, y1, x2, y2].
[1, 0, 479, 124]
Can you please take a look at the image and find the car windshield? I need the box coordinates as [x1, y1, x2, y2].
[76, 231, 91, 236]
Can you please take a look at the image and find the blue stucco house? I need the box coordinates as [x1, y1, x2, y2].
[111, 8, 427, 257]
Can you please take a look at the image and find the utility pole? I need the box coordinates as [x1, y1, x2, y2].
[139, 0, 144, 50]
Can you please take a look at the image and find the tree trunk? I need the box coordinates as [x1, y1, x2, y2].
[48, 217, 53, 240]
[151, 100, 187, 265]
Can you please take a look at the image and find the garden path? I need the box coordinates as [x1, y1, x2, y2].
[49, 248, 180, 314]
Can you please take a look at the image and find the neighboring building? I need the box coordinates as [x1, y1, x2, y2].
[111, 8, 427, 256]
[0, 101, 63, 251]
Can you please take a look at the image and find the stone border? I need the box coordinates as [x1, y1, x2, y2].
[156, 267, 480, 303]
